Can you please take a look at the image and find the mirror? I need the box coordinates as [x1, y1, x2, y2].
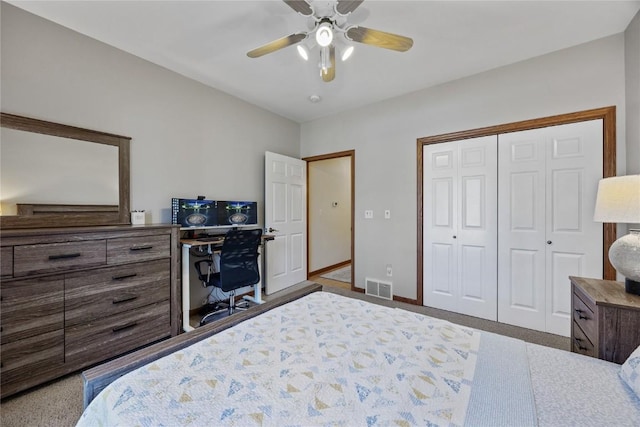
[0, 113, 130, 228]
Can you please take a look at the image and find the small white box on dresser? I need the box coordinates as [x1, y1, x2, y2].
[130, 211, 145, 225]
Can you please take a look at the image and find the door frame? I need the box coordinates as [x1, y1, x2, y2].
[303, 150, 355, 289]
[416, 106, 617, 306]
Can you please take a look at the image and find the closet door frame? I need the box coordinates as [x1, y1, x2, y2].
[416, 106, 616, 306]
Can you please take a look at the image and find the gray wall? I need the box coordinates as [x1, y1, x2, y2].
[301, 34, 628, 300]
[0, 3, 300, 224]
[2, 3, 635, 302]
[626, 11, 640, 174]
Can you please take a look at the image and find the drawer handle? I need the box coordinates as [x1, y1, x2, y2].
[48, 253, 81, 260]
[129, 245, 153, 252]
[112, 322, 138, 333]
[573, 338, 588, 351]
[112, 294, 138, 304]
[574, 309, 588, 320]
[112, 273, 138, 281]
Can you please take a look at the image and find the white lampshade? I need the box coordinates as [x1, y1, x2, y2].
[593, 175, 640, 223]
[593, 174, 640, 295]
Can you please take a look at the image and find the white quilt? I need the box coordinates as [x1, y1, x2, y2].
[78, 292, 481, 426]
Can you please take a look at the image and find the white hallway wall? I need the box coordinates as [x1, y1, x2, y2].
[308, 157, 352, 272]
[301, 33, 631, 300]
[1, 3, 300, 224]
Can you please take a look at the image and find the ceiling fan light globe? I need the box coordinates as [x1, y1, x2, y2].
[297, 45, 309, 60]
[316, 22, 333, 47]
[341, 46, 354, 61]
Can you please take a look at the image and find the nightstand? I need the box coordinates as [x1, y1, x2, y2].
[570, 276, 640, 364]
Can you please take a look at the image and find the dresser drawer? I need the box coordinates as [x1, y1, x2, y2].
[572, 291, 596, 342]
[1, 247, 13, 277]
[65, 301, 171, 366]
[0, 329, 64, 384]
[13, 240, 106, 277]
[572, 320, 596, 357]
[65, 259, 171, 327]
[107, 234, 170, 264]
[1, 276, 64, 344]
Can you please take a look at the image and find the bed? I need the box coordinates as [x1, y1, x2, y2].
[77, 284, 640, 426]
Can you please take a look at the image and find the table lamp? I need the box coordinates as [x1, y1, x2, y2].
[593, 175, 640, 295]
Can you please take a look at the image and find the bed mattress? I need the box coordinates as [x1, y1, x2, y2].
[77, 291, 640, 426]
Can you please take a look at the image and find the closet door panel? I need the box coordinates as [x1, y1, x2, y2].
[498, 129, 546, 330]
[457, 138, 497, 320]
[423, 136, 497, 320]
[499, 120, 603, 336]
[545, 119, 603, 336]
[424, 147, 458, 312]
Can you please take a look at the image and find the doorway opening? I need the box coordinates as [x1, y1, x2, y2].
[304, 150, 355, 291]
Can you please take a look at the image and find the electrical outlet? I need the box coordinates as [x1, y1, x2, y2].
[384, 209, 391, 219]
[364, 210, 374, 219]
[386, 264, 392, 277]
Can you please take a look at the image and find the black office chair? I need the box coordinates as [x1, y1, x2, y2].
[195, 228, 262, 326]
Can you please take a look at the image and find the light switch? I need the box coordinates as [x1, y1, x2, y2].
[364, 210, 373, 219]
[384, 210, 391, 219]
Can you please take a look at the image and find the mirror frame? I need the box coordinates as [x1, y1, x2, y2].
[0, 112, 130, 229]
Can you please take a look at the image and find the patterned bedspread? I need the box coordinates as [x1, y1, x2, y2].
[77, 292, 482, 426]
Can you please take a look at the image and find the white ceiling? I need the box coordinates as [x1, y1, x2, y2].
[8, 0, 640, 123]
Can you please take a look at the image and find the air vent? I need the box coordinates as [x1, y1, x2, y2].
[364, 277, 393, 300]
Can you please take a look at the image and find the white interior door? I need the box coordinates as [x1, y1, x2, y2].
[264, 151, 307, 295]
[544, 119, 603, 335]
[498, 120, 603, 335]
[423, 136, 497, 320]
[498, 129, 547, 332]
[424, 144, 458, 312]
[456, 138, 498, 320]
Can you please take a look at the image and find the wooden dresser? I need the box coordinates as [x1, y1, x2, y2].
[0, 224, 181, 398]
[570, 276, 640, 364]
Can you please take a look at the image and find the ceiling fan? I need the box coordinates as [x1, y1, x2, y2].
[247, 0, 413, 82]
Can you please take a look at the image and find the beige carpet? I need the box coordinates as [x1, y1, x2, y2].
[1, 373, 83, 427]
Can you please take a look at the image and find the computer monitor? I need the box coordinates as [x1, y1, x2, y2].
[172, 198, 218, 227]
[172, 198, 258, 228]
[217, 201, 258, 226]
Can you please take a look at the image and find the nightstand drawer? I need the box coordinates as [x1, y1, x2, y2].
[65, 259, 170, 326]
[65, 301, 171, 366]
[572, 291, 596, 342]
[1, 276, 64, 344]
[572, 320, 596, 357]
[13, 240, 106, 277]
[107, 235, 170, 264]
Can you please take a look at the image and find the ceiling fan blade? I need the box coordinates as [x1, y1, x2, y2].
[321, 46, 336, 82]
[247, 33, 306, 58]
[346, 26, 413, 52]
[336, 0, 365, 15]
[283, 0, 313, 16]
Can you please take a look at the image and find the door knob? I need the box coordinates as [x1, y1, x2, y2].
[453, 235, 457, 239]
[547, 240, 552, 245]
[268, 227, 279, 233]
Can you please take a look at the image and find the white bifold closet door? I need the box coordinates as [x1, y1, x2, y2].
[497, 120, 603, 336]
[423, 136, 498, 321]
